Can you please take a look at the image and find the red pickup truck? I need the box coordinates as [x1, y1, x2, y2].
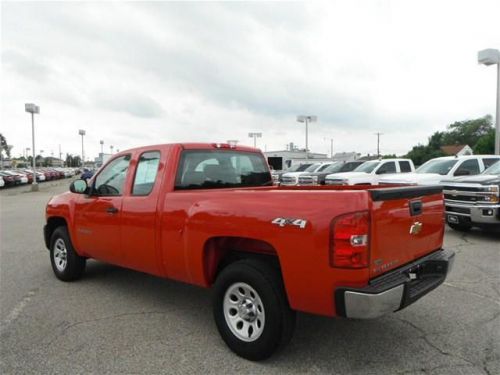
[44, 143, 454, 360]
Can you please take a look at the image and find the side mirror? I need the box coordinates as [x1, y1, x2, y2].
[70, 179, 88, 194]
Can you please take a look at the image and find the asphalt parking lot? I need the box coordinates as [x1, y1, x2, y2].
[1, 182, 499, 375]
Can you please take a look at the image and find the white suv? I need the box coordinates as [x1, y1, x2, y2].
[378, 155, 500, 186]
[325, 159, 415, 185]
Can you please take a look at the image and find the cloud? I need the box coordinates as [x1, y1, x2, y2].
[94, 91, 164, 118]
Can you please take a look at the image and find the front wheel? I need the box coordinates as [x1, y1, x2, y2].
[50, 226, 86, 281]
[213, 259, 296, 361]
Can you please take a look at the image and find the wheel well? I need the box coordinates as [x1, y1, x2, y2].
[44, 217, 67, 249]
[203, 237, 280, 285]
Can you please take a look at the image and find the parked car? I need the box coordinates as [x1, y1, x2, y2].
[1, 170, 28, 185]
[0, 172, 16, 186]
[271, 163, 313, 183]
[298, 161, 365, 185]
[281, 162, 333, 185]
[441, 160, 500, 231]
[23, 169, 47, 182]
[45, 142, 454, 360]
[325, 159, 415, 185]
[80, 168, 94, 180]
[378, 155, 500, 186]
[0, 176, 4, 188]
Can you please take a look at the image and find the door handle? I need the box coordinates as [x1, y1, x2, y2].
[106, 207, 119, 214]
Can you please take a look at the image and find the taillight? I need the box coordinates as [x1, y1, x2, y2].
[331, 211, 369, 268]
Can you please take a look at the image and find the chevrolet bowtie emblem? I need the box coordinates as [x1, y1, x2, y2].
[409, 222, 423, 235]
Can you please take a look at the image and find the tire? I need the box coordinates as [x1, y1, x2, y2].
[49, 226, 86, 281]
[213, 259, 296, 361]
[447, 222, 472, 232]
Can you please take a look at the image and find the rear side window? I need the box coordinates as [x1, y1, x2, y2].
[376, 161, 396, 174]
[175, 150, 272, 190]
[483, 158, 500, 169]
[132, 151, 160, 196]
[455, 159, 480, 176]
[94, 155, 131, 196]
[399, 161, 412, 172]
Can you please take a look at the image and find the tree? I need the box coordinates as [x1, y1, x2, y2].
[0, 133, 10, 158]
[442, 115, 493, 147]
[473, 129, 495, 154]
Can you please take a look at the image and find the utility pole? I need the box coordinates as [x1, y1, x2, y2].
[375, 132, 383, 158]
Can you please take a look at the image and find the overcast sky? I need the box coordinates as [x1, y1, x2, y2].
[1, 1, 499, 160]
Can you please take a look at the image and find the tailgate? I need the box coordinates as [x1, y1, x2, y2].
[369, 186, 444, 278]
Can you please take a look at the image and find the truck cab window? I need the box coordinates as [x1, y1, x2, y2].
[376, 162, 396, 174]
[94, 155, 131, 196]
[454, 159, 480, 176]
[175, 150, 272, 190]
[132, 151, 160, 196]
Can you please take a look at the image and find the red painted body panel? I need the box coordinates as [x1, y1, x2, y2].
[45, 143, 445, 317]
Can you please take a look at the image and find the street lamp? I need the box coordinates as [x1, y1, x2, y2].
[297, 115, 317, 159]
[25, 103, 40, 191]
[78, 129, 86, 167]
[248, 132, 262, 148]
[110, 145, 114, 154]
[478, 48, 500, 155]
[100, 140, 104, 154]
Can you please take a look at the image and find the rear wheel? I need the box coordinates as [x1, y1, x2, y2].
[213, 259, 296, 361]
[50, 226, 86, 281]
[447, 222, 472, 232]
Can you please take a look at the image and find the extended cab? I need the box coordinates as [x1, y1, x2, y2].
[325, 158, 415, 185]
[379, 155, 500, 186]
[44, 143, 454, 360]
[442, 161, 500, 231]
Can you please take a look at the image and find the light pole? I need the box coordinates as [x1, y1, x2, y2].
[25, 103, 40, 191]
[478, 49, 500, 155]
[248, 132, 262, 148]
[78, 129, 86, 167]
[297, 115, 317, 159]
[374, 132, 383, 158]
[100, 140, 104, 154]
[324, 138, 334, 159]
[110, 145, 114, 154]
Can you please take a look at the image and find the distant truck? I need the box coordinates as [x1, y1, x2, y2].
[442, 161, 500, 231]
[378, 155, 500, 186]
[44, 143, 454, 360]
[325, 159, 415, 185]
[298, 161, 365, 185]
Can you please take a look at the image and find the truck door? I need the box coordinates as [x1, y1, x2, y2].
[74, 155, 131, 264]
[120, 150, 163, 275]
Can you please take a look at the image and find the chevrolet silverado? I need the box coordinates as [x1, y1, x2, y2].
[44, 143, 454, 360]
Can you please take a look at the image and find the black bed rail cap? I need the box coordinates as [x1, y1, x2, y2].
[370, 185, 443, 201]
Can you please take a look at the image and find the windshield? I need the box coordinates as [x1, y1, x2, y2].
[317, 164, 331, 172]
[321, 162, 342, 173]
[304, 163, 322, 172]
[483, 160, 500, 175]
[286, 164, 311, 172]
[416, 159, 458, 175]
[354, 161, 380, 173]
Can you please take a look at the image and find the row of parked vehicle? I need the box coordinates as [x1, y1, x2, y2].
[0, 167, 79, 188]
[272, 154, 500, 231]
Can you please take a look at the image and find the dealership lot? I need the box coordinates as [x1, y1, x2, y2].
[1, 183, 499, 374]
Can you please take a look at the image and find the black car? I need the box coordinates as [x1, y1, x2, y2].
[298, 161, 365, 185]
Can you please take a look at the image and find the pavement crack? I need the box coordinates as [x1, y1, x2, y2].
[395, 317, 481, 371]
[443, 282, 500, 306]
[43, 310, 171, 346]
[0, 288, 39, 332]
